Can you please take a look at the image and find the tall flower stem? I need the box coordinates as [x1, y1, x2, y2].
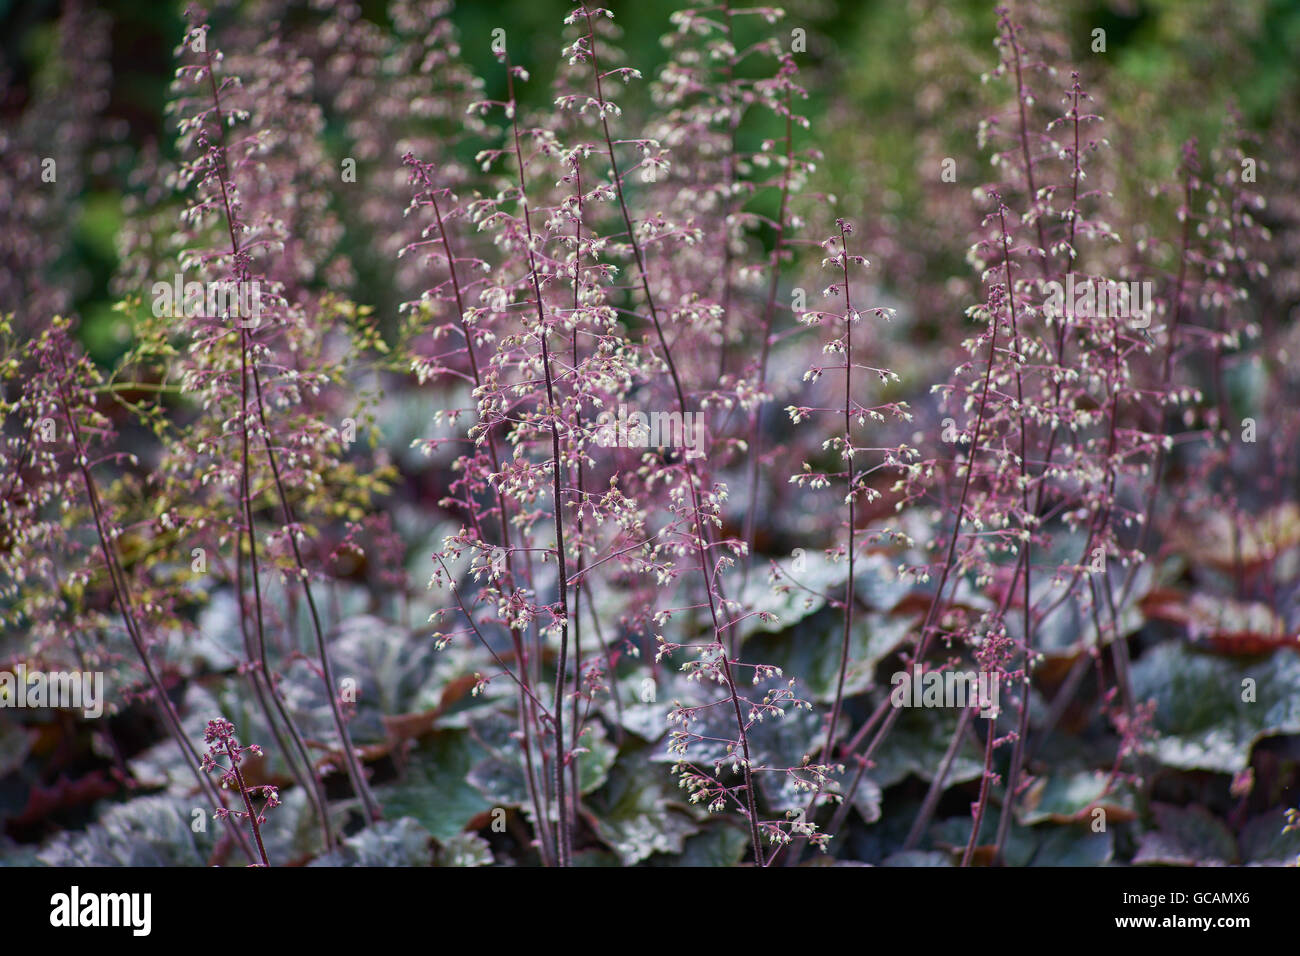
[743, 78, 795, 591]
[1120, 144, 1198, 609]
[578, 4, 764, 864]
[238, 327, 333, 850]
[821, 219, 858, 765]
[790, 214, 1008, 865]
[52, 353, 256, 864]
[200, 42, 380, 822]
[504, 54, 572, 867]
[406, 156, 553, 860]
[249, 362, 382, 821]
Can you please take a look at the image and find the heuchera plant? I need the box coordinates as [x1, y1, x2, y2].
[0, 0, 1297, 869]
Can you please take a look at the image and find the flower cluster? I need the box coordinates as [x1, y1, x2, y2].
[200, 718, 280, 867]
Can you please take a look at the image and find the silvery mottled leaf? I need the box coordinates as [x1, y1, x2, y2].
[1134, 803, 1239, 866]
[35, 795, 216, 867]
[881, 849, 951, 866]
[1018, 770, 1136, 826]
[130, 680, 311, 789]
[1029, 566, 1148, 658]
[468, 716, 616, 809]
[647, 821, 749, 866]
[609, 668, 698, 742]
[260, 614, 447, 750]
[1130, 644, 1300, 773]
[309, 817, 433, 867]
[848, 776, 883, 824]
[1028, 825, 1113, 866]
[742, 605, 913, 704]
[255, 786, 333, 864]
[159, 589, 247, 670]
[435, 831, 493, 867]
[328, 615, 444, 739]
[586, 754, 699, 865]
[374, 730, 490, 841]
[735, 550, 913, 641]
[869, 703, 985, 789]
[733, 550, 850, 637]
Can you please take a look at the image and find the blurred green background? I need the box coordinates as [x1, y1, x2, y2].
[2, 0, 1297, 361]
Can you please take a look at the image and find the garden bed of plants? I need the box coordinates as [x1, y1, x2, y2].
[1, 0, 1298, 868]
